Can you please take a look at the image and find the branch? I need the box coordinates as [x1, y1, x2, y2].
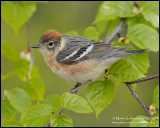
[124, 74, 159, 85]
[26, 20, 34, 75]
[103, 18, 126, 44]
[131, 1, 139, 9]
[124, 74, 159, 119]
[43, 119, 50, 127]
[68, 80, 92, 94]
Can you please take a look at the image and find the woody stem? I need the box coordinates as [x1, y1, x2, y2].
[123, 74, 159, 119]
[68, 80, 92, 94]
[104, 18, 126, 44]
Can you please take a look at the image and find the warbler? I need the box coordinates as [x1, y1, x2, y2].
[32, 30, 147, 91]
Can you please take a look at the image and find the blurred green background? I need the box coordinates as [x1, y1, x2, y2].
[1, 1, 159, 127]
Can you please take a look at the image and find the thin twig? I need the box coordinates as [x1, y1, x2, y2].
[124, 74, 159, 85]
[26, 20, 34, 75]
[124, 74, 159, 119]
[125, 83, 153, 119]
[131, 1, 139, 9]
[103, 18, 126, 44]
[43, 119, 50, 127]
[68, 80, 92, 94]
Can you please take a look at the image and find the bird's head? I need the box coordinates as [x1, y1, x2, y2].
[31, 29, 62, 56]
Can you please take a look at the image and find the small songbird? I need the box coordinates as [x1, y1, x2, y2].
[32, 30, 147, 92]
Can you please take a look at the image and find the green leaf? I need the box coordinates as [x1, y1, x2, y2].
[64, 31, 79, 36]
[115, 80, 121, 86]
[125, 52, 149, 74]
[109, 42, 150, 82]
[1, 120, 24, 127]
[1, 40, 19, 62]
[44, 94, 60, 112]
[108, 58, 145, 82]
[138, 1, 159, 28]
[152, 111, 159, 117]
[60, 92, 93, 113]
[106, 18, 120, 36]
[127, 24, 159, 52]
[1, 99, 16, 124]
[95, 1, 135, 23]
[14, 59, 29, 81]
[85, 80, 115, 118]
[1, 1, 46, 34]
[5, 88, 31, 114]
[127, 16, 153, 28]
[153, 85, 159, 109]
[50, 114, 73, 127]
[22, 81, 39, 101]
[83, 26, 99, 41]
[148, 118, 159, 127]
[22, 104, 52, 127]
[22, 65, 45, 101]
[16, 61, 45, 101]
[96, 20, 108, 35]
[129, 115, 150, 127]
[135, 1, 145, 6]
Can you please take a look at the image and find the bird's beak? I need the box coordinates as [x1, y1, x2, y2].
[31, 43, 40, 48]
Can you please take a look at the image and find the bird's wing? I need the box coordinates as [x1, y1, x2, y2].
[56, 34, 91, 64]
[56, 35, 134, 64]
[86, 42, 130, 60]
[56, 35, 130, 64]
[62, 35, 91, 51]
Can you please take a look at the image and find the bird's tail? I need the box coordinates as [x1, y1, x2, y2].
[110, 48, 148, 58]
[99, 44, 148, 60]
[124, 49, 148, 56]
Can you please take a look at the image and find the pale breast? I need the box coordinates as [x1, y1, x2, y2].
[41, 50, 102, 83]
[39, 47, 119, 83]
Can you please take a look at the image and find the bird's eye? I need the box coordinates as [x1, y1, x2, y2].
[49, 41, 54, 46]
[47, 41, 54, 50]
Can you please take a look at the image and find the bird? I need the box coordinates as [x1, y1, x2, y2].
[32, 29, 147, 93]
